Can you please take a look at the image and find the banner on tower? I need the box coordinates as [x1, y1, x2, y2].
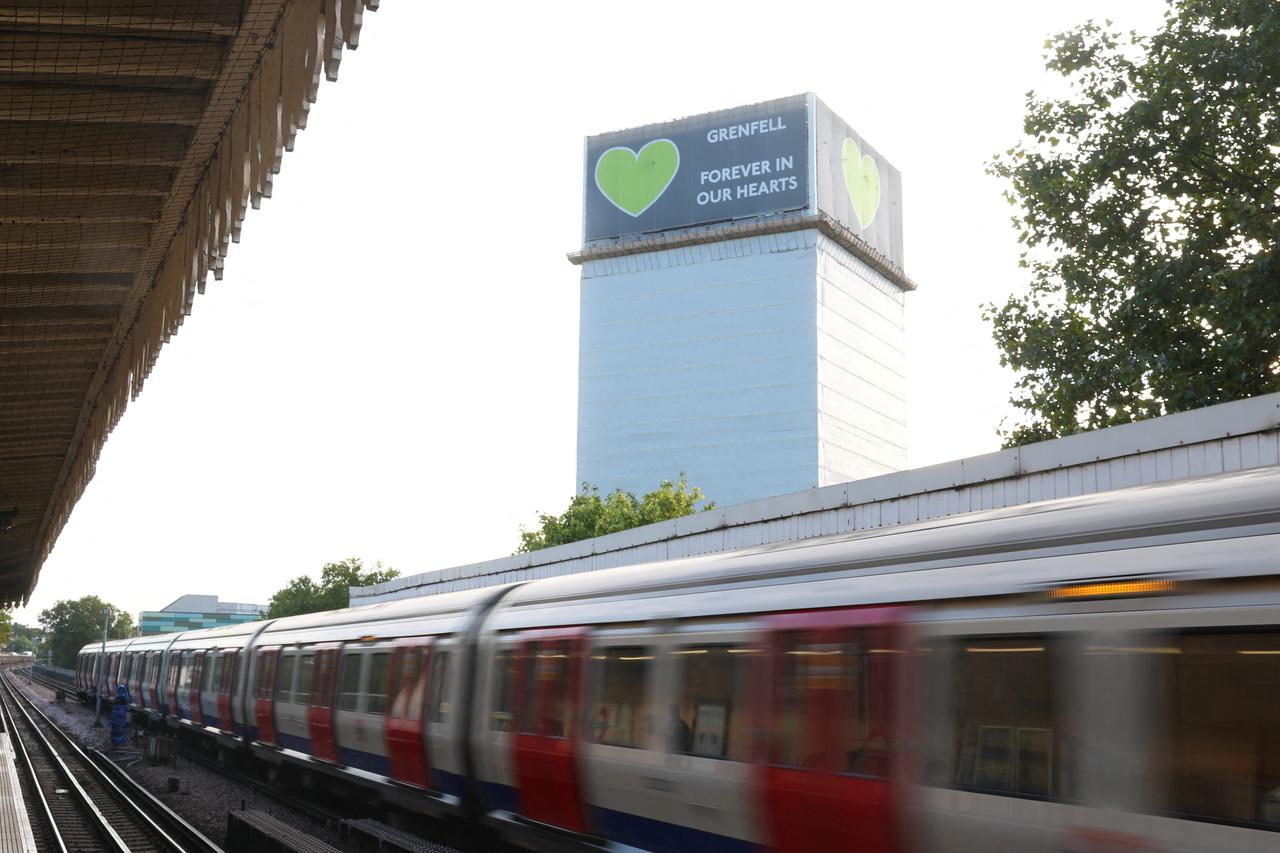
[582, 94, 904, 270]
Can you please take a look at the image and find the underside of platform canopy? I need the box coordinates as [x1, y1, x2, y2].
[0, 1, 379, 606]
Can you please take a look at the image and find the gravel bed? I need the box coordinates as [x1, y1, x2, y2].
[8, 672, 345, 850]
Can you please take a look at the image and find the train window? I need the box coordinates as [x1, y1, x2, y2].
[338, 654, 363, 711]
[927, 635, 1070, 799]
[312, 650, 334, 706]
[519, 643, 570, 738]
[429, 651, 452, 723]
[1152, 630, 1280, 828]
[297, 654, 315, 706]
[775, 633, 889, 775]
[367, 654, 391, 715]
[254, 654, 268, 700]
[204, 653, 220, 694]
[390, 649, 425, 721]
[490, 650, 515, 731]
[276, 654, 297, 704]
[588, 646, 651, 748]
[674, 644, 754, 761]
[222, 652, 239, 693]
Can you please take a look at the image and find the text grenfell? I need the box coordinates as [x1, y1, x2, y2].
[705, 116, 787, 143]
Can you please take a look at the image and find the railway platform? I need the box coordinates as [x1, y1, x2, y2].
[0, 725, 38, 853]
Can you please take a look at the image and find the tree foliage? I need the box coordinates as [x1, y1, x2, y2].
[6, 622, 44, 655]
[267, 557, 400, 619]
[38, 596, 134, 668]
[0, 612, 10, 650]
[518, 475, 715, 553]
[986, 0, 1280, 445]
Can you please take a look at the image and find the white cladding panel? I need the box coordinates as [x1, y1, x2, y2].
[815, 234, 907, 487]
[577, 231, 822, 508]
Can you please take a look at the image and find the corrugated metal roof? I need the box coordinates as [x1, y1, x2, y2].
[0, 0, 379, 606]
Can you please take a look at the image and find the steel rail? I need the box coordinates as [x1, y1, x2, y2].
[0, 680, 69, 853]
[2, 671, 225, 853]
[0, 671, 129, 851]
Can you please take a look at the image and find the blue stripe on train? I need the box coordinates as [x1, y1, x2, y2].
[432, 767, 465, 798]
[340, 746, 391, 776]
[482, 780, 520, 813]
[277, 731, 312, 753]
[590, 807, 759, 853]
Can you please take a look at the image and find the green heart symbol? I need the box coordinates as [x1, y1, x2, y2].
[842, 138, 881, 229]
[595, 138, 680, 217]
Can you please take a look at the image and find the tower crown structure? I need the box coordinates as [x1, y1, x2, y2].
[572, 94, 914, 507]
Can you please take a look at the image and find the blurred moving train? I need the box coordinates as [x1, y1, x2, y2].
[78, 468, 1280, 852]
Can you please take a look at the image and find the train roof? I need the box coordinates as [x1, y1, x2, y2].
[79, 468, 1280, 654]
[79, 584, 503, 655]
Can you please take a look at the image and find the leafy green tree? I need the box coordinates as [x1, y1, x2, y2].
[0, 612, 10, 650]
[518, 474, 715, 553]
[38, 596, 134, 668]
[986, 0, 1280, 446]
[267, 558, 400, 618]
[6, 623, 44, 655]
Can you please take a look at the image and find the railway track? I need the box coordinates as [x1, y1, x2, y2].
[0, 670, 225, 853]
[17, 667, 73, 696]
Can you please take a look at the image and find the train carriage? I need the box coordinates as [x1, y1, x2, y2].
[76, 467, 1280, 851]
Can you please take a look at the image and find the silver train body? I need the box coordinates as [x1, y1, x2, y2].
[79, 468, 1280, 852]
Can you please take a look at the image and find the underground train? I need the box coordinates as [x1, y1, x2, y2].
[77, 467, 1280, 852]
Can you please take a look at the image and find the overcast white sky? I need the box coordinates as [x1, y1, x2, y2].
[10, 0, 1171, 626]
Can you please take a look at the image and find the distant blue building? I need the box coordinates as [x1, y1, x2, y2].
[139, 594, 266, 636]
[574, 95, 913, 508]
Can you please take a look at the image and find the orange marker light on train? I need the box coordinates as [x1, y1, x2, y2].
[1048, 578, 1177, 601]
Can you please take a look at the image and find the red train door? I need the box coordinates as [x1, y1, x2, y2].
[165, 650, 181, 716]
[386, 639, 431, 787]
[217, 649, 237, 733]
[143, 653, 156, 709]
[254, 647, 280, 744]
[188, 651, 205, 724]
[763, 607, 907, 853]
[308, 643, 342, 762]
[131, 653, 144, 703]
[512, 628, 589, 833]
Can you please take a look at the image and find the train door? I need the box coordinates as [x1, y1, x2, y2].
[253, 647, 281, 743]
[762, 607, 906, 853]
[187, 650, 205, 724]
[216, 649, 237, 733]
[512, 628, 589, 832]
[425, 636, 467, 798]
[307, 642, 341, 762]
[477, 636, 522, 813]
[200, 650, 221, 726]
[164, 650, 182, 717]
[386, 639, 431, 788]
[139, 654, 152, 709]
[152, 652, 164, 712]
[123, 654, 136, 702]
[132, 653, 144, 701]
[576, 627, 665, 849]
[132, 653, 143, 703]
[275, 650, 312, 752]
[601, 621, 765, 852]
